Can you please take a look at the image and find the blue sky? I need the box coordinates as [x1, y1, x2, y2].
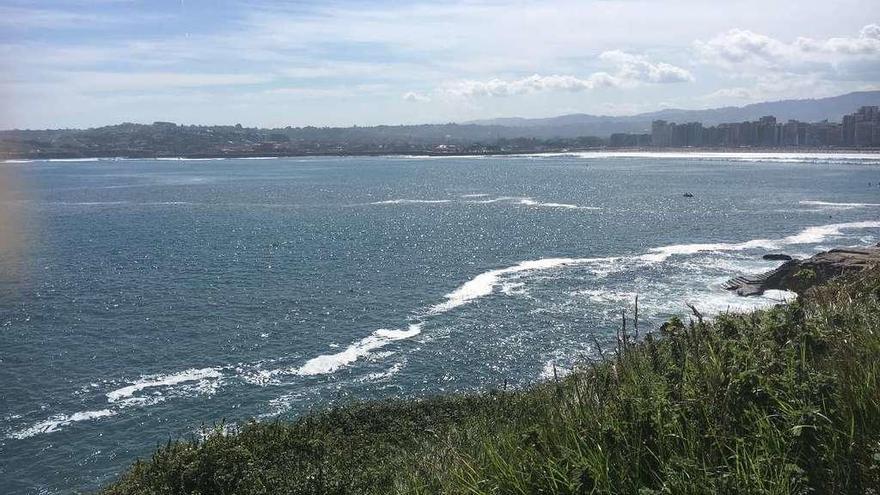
[1, 0, 879, 129]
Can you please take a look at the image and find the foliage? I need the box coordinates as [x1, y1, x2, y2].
[104, 269, 880, 494]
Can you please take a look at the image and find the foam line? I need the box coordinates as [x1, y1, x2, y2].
[781, 221, 880, 244]
[14, 220, 876, 438]
[106, 367, 223, 403]
[8, 409, 116, 439]
[370, 199, 452, 204]
[641, 221, 880, 263]
[430, 257, 605, 314]
[296, 324, 423, 375]
[294, 220, 879, 375]
[800, 200, 880, 208]
[465, 196, 599, 209]
[517, 198, 601, 210]
[529, 151, 880, 163]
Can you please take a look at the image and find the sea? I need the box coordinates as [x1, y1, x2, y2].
[1, 152, 879, 493]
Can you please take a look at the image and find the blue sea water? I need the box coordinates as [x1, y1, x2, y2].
[1, 152, 879, 493]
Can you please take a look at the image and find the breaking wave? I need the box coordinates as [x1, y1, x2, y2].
[368, 196, 600, 210]
[11, 220, 879, 438]
[296, 324, 423, 376]
[800, 200, 880, 209]
[9, 409, 116, 440]
[106, 367, 223, 405]
[531, 151, 880, 165]
[370, 199, 453, 205]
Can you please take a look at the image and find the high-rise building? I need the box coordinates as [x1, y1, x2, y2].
[651, 120, 672, 147]
[640, 107, 878, 149]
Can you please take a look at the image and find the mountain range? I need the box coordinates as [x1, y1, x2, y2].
[464, 91, 880, 137]
[3, 91, 879, 159]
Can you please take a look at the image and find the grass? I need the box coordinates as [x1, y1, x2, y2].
[103, 268, 880, 494]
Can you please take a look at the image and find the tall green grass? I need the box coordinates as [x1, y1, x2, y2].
[104, 269, 880, 494]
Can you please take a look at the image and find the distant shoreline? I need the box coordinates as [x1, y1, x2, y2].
[3, 147, 880, 163]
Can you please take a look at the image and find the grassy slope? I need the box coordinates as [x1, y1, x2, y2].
[104, 269, 880, 494]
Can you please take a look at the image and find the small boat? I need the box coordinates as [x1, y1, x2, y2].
[682, 192, 694, 198]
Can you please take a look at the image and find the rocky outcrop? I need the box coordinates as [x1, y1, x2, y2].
[762, 253, 793, 261]
[725, 245, 880, 296]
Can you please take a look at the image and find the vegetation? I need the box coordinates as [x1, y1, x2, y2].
[0, 122, 606, 160]
[104, 269, 880, 494]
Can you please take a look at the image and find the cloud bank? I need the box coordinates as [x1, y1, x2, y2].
[432, 51, 693, 99]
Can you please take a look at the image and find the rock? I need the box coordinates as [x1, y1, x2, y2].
[762, 253, 793, 261]
[725, 246, 880, 296]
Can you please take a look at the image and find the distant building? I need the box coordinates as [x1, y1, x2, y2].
[640, 106, 878, 149]
[651, 120, 672, 147]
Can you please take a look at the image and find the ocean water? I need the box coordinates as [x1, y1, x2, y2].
[1, 152, 879, 493]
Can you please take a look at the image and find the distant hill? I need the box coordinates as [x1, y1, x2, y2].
[465, 91, 880, 136]
[3, 91, 878, 159]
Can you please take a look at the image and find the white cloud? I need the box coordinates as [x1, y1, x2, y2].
[3, 0, 879, 128]
[440, 73, 618, 98]
[598, 50, 694, 83]
[436, 51, 691, 98]
[402, 91, 431, 102]
[797, 23, 880, 55]
[696, 24, 880, 67]
[697, 72, 844, 106]
[694, 29, 786, 65]
[700, 87, 754, 101]
[691, 24, 880, 106]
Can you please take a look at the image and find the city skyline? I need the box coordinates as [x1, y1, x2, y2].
[1, 1, 879, 129]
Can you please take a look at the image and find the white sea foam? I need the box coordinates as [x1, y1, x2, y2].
[362, 361, 406, 382]
[574, 288, 638, 305]
[539, 151, 880, 164]
[46, 158, 108, 162]
[106, 367, 223, 403]
[425, 220, 879, 321]
[639, 221, 880, 264]
[430, 257, 606, 314]
[465, 196, 520, 204]
[500, 281, 528, 295]
[371, 195, 600, 210]
[416, 220, 880, 329]
[22, 219, 872, 429]
[296, 324, 423, 375]
[517, 198, 600, 210]
[781, 221, 880, 245]
[47, 201, 130, 206]
[641, 239, 778, 263]
[465, 196, 599, 209]
[155, 157, 229, 161]
[43, 201, 197, 207]
[370, 199, 452, 205]
[9, 368, 225, 439]
[800, 200, 880, 209]
[9, 409, 116, 439]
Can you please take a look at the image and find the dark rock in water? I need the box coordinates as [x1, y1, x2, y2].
[725, 246, 880, 296]
[682, 193, 694, 198]
[762, 253, 793, 261]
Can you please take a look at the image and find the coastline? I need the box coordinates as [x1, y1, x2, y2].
[101, 262, 880, 494]
[3, 147, 880, 163]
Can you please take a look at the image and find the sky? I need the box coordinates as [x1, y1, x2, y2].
[1, 0, 879, 129]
